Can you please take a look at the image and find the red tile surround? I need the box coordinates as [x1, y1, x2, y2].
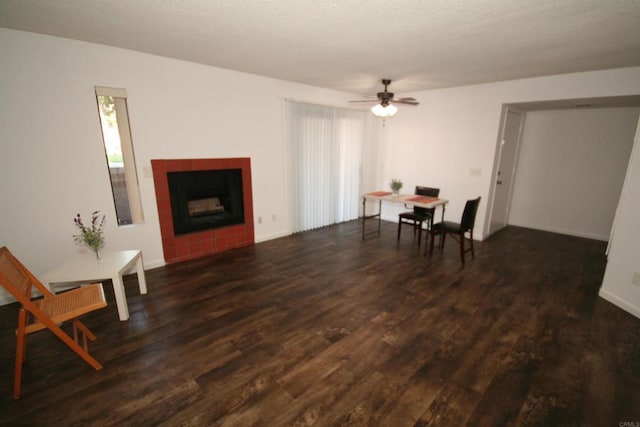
[151, 158, 254, 264]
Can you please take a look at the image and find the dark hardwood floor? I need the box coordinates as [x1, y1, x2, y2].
[1, 222, 639, 426]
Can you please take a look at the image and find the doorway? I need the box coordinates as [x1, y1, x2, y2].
[488, 108, 523, 236]
[486, 96, 640, 241]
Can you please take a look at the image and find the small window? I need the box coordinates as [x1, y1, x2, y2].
[95, 86, 144, 225]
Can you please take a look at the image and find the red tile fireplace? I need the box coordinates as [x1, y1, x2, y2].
[151, 158, 254, 264]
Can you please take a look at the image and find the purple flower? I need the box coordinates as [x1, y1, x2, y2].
[73, 211, 105, 252]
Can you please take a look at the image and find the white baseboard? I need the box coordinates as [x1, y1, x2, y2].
[255, 231, 290, 243]
[143, 258, 166, 270]
[507, 221, 609, 241]
[599, 289, 640, 319]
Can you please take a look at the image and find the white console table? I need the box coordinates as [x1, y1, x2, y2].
[42, 250, 147, 321]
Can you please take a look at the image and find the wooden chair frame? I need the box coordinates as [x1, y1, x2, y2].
[0, 246, 107, 399]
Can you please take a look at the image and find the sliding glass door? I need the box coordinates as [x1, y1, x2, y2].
[285, 101, 368, 232]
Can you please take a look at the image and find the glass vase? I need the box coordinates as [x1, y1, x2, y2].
[91, 247, 101, 263]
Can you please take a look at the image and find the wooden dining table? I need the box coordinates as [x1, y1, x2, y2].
[361, 191, 449, 239]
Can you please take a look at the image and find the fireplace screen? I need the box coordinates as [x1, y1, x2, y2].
[168, 169, 244, 235]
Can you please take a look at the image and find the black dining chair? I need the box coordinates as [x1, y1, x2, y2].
[397, 186, 440, 247]
[428, 197, 481, 265]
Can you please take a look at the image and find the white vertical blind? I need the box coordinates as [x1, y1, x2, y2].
[285, 101, 367, 232]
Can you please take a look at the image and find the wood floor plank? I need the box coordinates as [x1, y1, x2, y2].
[1, 222, 639, 426]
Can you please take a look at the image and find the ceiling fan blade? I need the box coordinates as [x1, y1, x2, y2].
[392, 99, 420, 105]
[348, 80, 420, 107]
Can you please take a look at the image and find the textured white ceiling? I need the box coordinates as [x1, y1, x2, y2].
[1, 0, 639, 96]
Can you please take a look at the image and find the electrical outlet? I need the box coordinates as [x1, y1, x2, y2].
[633, 271, 640, 286]
[470, 168, 482, 176]
[272, 214, 277, 222]
[257, 216, 262, 224]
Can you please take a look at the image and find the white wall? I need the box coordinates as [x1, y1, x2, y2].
[600, 119, 640, 318]
[0, 29, 368, 304]
[509, 108, 639, 240]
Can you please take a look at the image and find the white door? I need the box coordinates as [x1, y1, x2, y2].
[489, 109, 524, 235]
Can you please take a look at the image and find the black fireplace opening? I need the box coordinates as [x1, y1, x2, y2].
[168, 169, 244, 235]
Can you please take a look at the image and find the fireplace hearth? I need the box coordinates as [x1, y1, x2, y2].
[151, 158, 254, 264]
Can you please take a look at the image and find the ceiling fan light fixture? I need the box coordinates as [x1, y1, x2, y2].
[371, 103, 398, 118]
[350, 79, 416, 120]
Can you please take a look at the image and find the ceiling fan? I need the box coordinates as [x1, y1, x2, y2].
[350, 79, 419, 118]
